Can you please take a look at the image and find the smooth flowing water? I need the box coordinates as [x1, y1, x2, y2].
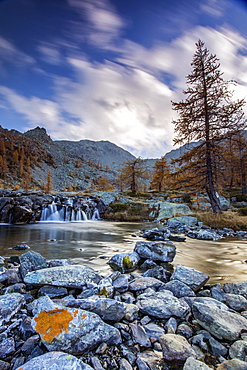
[0, 221, 247, 284]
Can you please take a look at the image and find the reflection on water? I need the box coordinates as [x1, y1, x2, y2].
[0, 221, 246, 283]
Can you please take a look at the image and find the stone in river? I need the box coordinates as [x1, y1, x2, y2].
[171, 265, 209, 292]
[134, 241, 176, 262]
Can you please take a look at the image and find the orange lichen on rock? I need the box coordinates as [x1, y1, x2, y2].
[34, 308, 74, 343]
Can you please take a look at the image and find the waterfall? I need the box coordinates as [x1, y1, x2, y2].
[40, 197, 100, 222]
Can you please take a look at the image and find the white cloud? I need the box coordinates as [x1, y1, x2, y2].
[37, 43, 61, 65]
[0, 36, 35, 68]
[67, 0, 127, 48]
[200, 0, 227, 17]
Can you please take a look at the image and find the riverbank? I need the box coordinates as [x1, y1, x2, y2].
[0, 236, 247, 370]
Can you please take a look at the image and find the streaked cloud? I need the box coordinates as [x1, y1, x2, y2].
[0, 36, 35, 70]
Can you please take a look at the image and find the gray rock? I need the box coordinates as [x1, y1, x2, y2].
[108, 252, 140, 273]
[119, 358, 133, 370]
[66, 296, 126, 322]
[24, 265, 102, 288]
[32, 296, 121, 354]
[124, 303, 139, 321]
[208, 336, 228, 356]
[163, 280, 196, 298]
[167, 216, 198, 228]
[211, 285, 226, 302]
[143, 323, 165, 340]
[136, 350, 163, 369]
[171, 265, 209, 291]
[177, 323, 193, 339]
[192, 297, 247, 340]
[97, 277, 114, 298]
[223, 281, 247, 299]
[20, 250, 47, 279]
[136, 290, 190, 319]
[129, 277, 164, 292]
[16, 351, 93, 369]
[164, 317, 178, 334]
[0, 336, 15, 359]
[0, 268, 21, 285]
[134, 241, 176, 262]
[0, 359, 10, 370]
[38, 285, 68, 298]
[12, 244, 30, 250]
[197, 229, 221, 240]
[129, 323, 151, 347]
[142, 266, 171, 283]
[90, 356, 105, 370]
[183, 356, 212, 370]
[149, 201, 192, 220]
[159, 334, 196, 362]
[229, 340, 247, 361]
[0, 293, 25, 326]
[112, 274, 129, 292]
[216, 359, 247, 370]
[225, 293, 247, 312]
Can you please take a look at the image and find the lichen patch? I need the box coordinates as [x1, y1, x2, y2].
[34, 308, 74, 343]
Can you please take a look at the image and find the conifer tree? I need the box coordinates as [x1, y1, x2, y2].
[150, 157, 171, 191]
[119, 158, 148, 194]
[172, 40, 246, 213]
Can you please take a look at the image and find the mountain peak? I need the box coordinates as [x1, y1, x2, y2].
[24, 126, 53, 143]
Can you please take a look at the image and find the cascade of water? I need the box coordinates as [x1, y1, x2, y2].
[40, 198, 98, 222]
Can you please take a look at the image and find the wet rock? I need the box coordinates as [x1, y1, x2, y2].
[0, 293, 25, 326]
[192, 297, 247, 340]
[134, 241, 176, 262]
[12, 244, 30, 250]
[97, 277, 114, 298]
[159, 334, 196, 363]
[32, 296, 121, 354]
[20, 250, 47, 279]
[136, 290, 190, 319]
[24, 265, 102, 288]
[183, 356, 212, 369]
[0, 268, 21, 285]
[16, 351, 93, 369]
[108, 252, 140, 273]
[197, 229, 220, 240]
[171, 265, 209, 292]
[167, 216, 198, 228]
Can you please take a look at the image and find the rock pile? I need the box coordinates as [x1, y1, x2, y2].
[0, 240, 247, 370]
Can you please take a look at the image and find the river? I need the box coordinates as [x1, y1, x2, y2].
[0, 221, 246, 284]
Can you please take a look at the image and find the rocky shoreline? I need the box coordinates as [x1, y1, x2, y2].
[0, 235, 247, 370]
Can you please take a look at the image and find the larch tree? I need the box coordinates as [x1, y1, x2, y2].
[150, 157, 171, 191]
[172, 40, 246, 213]
[119, 158, 148, 194]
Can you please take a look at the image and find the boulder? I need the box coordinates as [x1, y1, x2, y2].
[167, 216, 198, 228]
[134, 241, 176, 262]
[171, 265, 209, 291]
[32, 296, 121, 354]
[163, 280, 196, 298]
[149, 201, 192, 220]
[20, 250, 47, 279]
[136, 290, 190, 319]
[216, 359, 247, 370]
[192, 297, 247, 340]
[196, 229, 220, 240]
[159, 334, 196, 363]
[16, 351, 93, 370]
[24, 265, 102, 288]
[129, 277, 164, 292]
[108, 252, 140, 273]
[229, 340, 247, 361]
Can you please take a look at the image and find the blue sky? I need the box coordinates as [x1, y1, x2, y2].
[0, 0, 246, 158]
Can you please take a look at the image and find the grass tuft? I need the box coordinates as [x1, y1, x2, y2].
[196, 211, 247, 231]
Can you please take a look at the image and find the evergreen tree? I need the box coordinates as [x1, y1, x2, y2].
[172, 40, 246, 213]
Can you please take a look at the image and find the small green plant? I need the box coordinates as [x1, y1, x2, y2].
[98, 286, 108, 298]
[122, 256, 134, 270]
